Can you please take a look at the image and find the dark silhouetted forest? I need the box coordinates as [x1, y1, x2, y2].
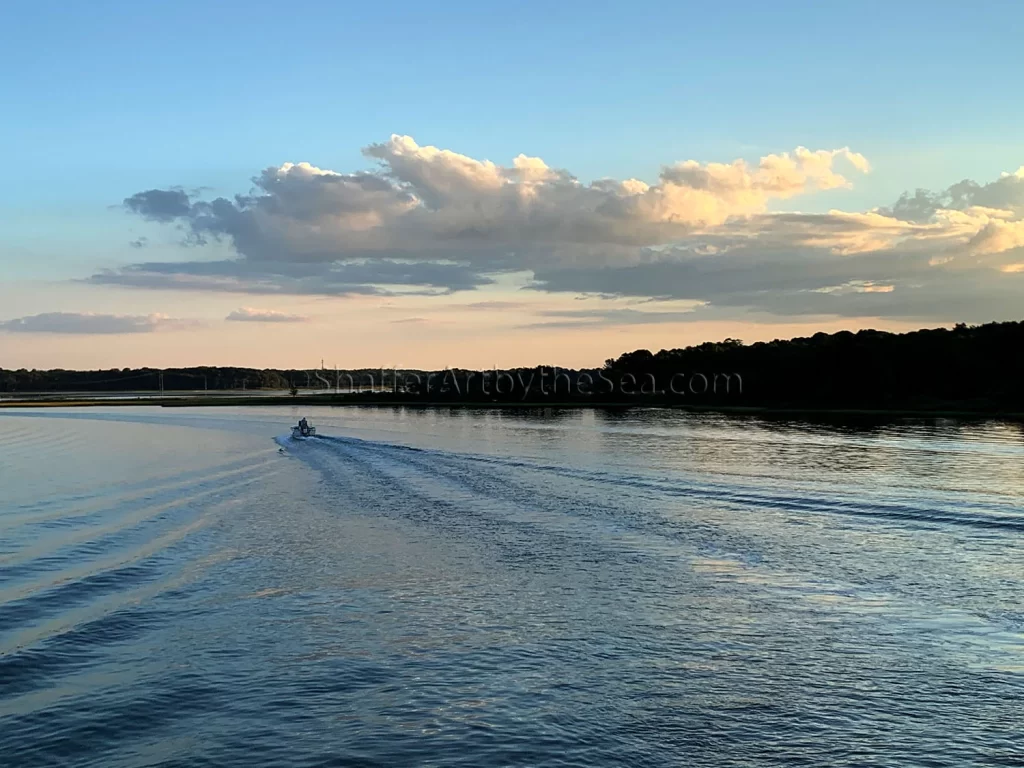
[600, 320, 1024, 411]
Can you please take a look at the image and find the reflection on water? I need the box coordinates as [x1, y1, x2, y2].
[1, 406, 1022, 766]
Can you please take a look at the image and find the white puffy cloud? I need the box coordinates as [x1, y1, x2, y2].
[106, 135, 1024, 323]
[121, 135, 870, 260]
[967, 216, 1024, 257]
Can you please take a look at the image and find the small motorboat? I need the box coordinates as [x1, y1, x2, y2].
[291, 417, 317, 438]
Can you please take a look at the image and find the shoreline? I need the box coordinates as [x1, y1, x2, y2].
[1, 395, 1022, 421]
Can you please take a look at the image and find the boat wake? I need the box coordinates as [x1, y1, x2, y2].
[283, 432, 1024, 536]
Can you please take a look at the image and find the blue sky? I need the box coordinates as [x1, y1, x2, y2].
[2, 1, 1023, 368]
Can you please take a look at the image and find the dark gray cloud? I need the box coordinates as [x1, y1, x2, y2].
[88, 259, 493, 296]
[124, 189, 194, 222]
[0, 312, 180, 334]
[528, 206, 1024, 323]
[532, 239, 928, 301]
[530, 247, 1024, 323]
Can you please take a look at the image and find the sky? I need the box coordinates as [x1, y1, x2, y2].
[2, 0, 1023, 370]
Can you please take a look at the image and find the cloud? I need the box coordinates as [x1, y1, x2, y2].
[226, 307, 309, 323]
[88, 258, 491, 296]
[464, 300, 529, 310]
[104, 135, 1024, 323]
[521, 307, 702, 328]
[528, 200, 1024, 322]
[107, 135, 867, 287]
[124, 189, 193, 222]
[0, 312, 183, 334]
[880, 167, 1024, 222]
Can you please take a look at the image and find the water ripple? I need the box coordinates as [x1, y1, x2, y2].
[1, 408, 1022, 767]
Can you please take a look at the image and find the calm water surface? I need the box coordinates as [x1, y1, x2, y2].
[1, 406, 1022, 766]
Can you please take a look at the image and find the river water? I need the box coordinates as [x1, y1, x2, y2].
[1, 406, 1021, 766]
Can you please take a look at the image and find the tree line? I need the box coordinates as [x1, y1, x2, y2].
[600, 320, 1023, 411]
[0, 366, 417, 393]
[2, 321, 1022, 412]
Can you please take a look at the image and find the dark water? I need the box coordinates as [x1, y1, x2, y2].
[1, 406, 1022, 766]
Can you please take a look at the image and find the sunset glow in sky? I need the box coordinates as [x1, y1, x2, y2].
[3, 1, 1023, 369]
